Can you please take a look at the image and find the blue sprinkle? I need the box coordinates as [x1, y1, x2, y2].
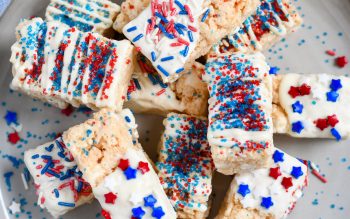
[158, 24, 174, 39]
[133, 34, 144, 42]
[174, 0, 185, 11]
[86, 129, 92, 137]
[180, 46, 189, 57]
[148, 74, 158, 85]
[4, 111, 18, 125]
[261, 197, 274, 209]
[151, 51, 157, 62]
[157, 65, 170, 77]
[132, 207, 145, 218]
[45, 144, 54, 152]
[125, 116, 131, 123]
[273, 150, 284, 163]
[329, 79, 342, 91]
[269, 66, 279, 75]
[292, 121, 304, 134]
[126, 26, 137, 32]
[133, 78, 141, 90]
[292, 101, 303, 114]
[176, 68, 185, 74]
[77, 181, 83, 193]
[201, 9, 210, 22]
[144, 195, 157, 207]
[187, 31, 193, 42]
[331, 128, 342, 141]
[54, 189, 59, 198]
[31, 154, 39, 159]
[152, 206, 165, 219]
[326, 91, 339, 102]
[237, 184, 250, 197]
[58, 202, 75, 207]
[291, 166, 304, 179]
[4, 171, 14, 191]
[124, 167, 137, 180]
[155, 12, 169, 23]
[160, 56, 174, 62]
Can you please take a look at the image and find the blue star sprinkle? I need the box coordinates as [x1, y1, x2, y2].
[261, 197, 274, 209]
[269, 66, 279, 75]
[331, 128, 342, 141]
[4, 111, 18, 125]
[237, 184, 250, 197]
[124, 167, 137, 180]
[326, 91, 339, 102]
[292, 101, 304, 114]
[152, 206, 165, 219]
[273, 150, 284, 163]
[329, 79, 342, 91]
[292, 121, 304, 134]
[132, 207, 145, 219]
[144, 195, 157, 207]
[291, 166, 304, 179]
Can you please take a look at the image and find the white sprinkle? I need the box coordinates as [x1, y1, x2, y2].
[21, 173, 29, 190]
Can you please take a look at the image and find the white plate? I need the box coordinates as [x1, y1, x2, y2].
[0, 0, 350, 218]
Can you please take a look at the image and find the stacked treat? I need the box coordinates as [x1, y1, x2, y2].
[8, 0, 349, 218]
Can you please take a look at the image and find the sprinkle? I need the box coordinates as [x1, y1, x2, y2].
[61, 106, 74, 116]
[126, 26, 137, 32]
[326, 50, 336, 56]
[187, 31, 193, 42]
[144, 195, 157, 207]
[101, 209, 111, 219]
[281, 177, 293, 189]
[158, 23, 174, 39]
[237, 184, 250, 197]
[335, 56, 348, 68]
[273, 150, 284, 163]
[175, 68, 184, 74]
[180, 46, 189, 57]
[31, 154, 39, 159]
[291, 166, 304, 179]
[157, 65, 170, 76]
[132, 207, 145, 218]
[269, 66, 279, 75]
[148, 74, 158, 85]
[292, 121, 304, 134]
[54, 189, 59, 198]
[326, 91, 339, 102]
[8, 132, 20, 144]
[118, 159, 129, 171]
[21, 172, 29, 190]
[292, 101, 303, 114]
[315, 118, 328, 131]
[152, 206, 165, 219]
[331, 128, 342, 141]
[187, 25, 197, 32]
[174, 0, 185, 12]
[156, 89, 166, 96]
[133, 34, 144, 42]
[160, 56, 174, 62]
[137, 161, 150, 174]
[269, 167, 281, 179]
[155, 12, 169, 23]
[261, 197, 273, 209]
[311, 169, 327, 183]
[288, 84, 311, 98]
[201, 9, 210, 22]
[58, 202, 75, 207]
[184, 5, 194, 22]
[151, 51, 157, 62]
[4, 111, 18, 125]
[4, 171, 14, 191]
[327, 115, 339, 127]
[124, 167, 137, 180]
[329, 79, 342, 91]
[104, 192, 117, 204]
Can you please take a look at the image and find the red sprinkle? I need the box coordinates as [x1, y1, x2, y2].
[156, 88, 166, 96]
[327, 115, 339, 127]
[335, 56, 348, 68]
[288, 83, 311, 98]
[281, 177, 293, 190]
[311, 169, 327, 183]
[326, 50, 336, 56]
[104, 192, 117, 204]
[118, 159, 129, 171]
[137, 161, 150, 174]
[61, 105, 74, 116]
[8, 132, 20, 144]
[101, 209, 112, 219]
[315, 118, 328, 131]
[269, 167, 281, 179]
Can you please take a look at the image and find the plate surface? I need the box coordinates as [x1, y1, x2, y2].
[0, 0, 350, 218]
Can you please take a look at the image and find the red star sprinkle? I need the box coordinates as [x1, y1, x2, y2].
[315, 118, 328, 131]
[327, 115, 339, 127]
[8, 132, 20, 144]
[118, 159, 129, 171]
[281, 177, 293, 190]
[61, 105, 74, 116]
[104, 192, 117, 204]
[288, 86, 300, 98]
[299, 84, 311, 95]
[137, 161, 150, 174]
[101, 209, 111, 219]
[269, 167, 281, 179]
[335, 56, 348, 68]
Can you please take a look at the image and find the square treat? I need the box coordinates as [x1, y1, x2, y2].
[46, 0, 120, 34]
[203, 52, 274, 175]
[10, 18, 134, 111]
[125, 54, 208, 116]
[24, 137, 93, 218]
[121, 0, 261, 83]
[272, 73, 350, 140]
[62, 109, 177, 218]
[216, 148, 308, 219]
[212, 0, 302, 54]
[157, 113, 214, 218]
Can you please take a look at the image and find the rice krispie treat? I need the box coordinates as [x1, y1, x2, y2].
[10, 18, 134, 111]
[216, 148, 308, 219]
[62, 109, 177, 218]
[125, 54, 208, 116]
[121, 0, 261, 82]
[272, 73, 350, 140]
[203, 52, 274, 175]
[24, 137, 93, 218]
[156, 113, 214, 218]
[212, 0, 302, 54]
[46, 0, 120, 34]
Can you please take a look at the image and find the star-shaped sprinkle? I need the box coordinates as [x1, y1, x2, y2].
[152, 206, 165, 219]
[331, 128, 342, 141]
[137, 161, 150, 174]
[299, 84, 311, 95]
[269, 167, 281, 179]
[8, 201, 21, 214]
[261, 197, 273, 209]
[281, 177, 293, 190]
[288, 86, 300, 98]
[132, 207, 145, 219]
[144, 194, 157, 207]
[237, 184, 250, 197]
[104, 192, 117, 204]
[291, 166, 304, 179]
[335, 56, 348, 68]
[269, 66, 279, 75]
[101, 209, 111, 219]
[326, 91, 339, 102]
[292, 121, 304, 134]
[8, 132, 20, 144]
[4, 111, 18, 126]
[124, 167, 137, 180]
[118, 159, 129, 171]
[327, 115, 339, 127]
[315, 118, 328, 131]
[292, 101, 303, 114]
[330, 79, 342, 91]
[273, 150, 284, 163]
